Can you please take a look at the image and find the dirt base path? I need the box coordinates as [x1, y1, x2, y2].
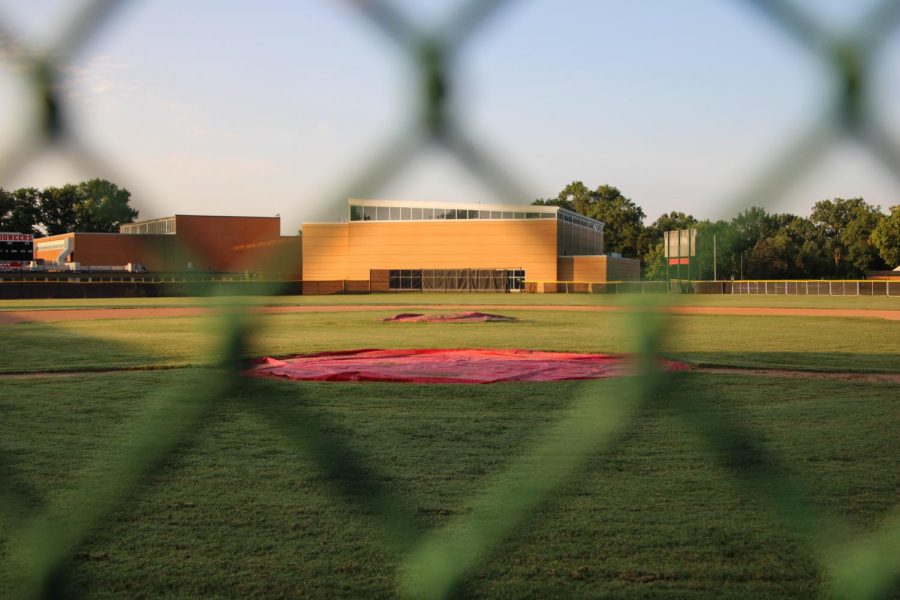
[1, 304, 899, 324]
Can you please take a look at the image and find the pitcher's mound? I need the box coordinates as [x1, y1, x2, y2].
[247, 348, 689, 384]
[383, 312, 517, 323]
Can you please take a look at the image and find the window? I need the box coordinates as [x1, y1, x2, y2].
[401, 207, 412, 220]
[502, 211, 513, 219]
[507, 269, 525, 291]
[412, 207, 423, 220]
[467, 210, 479, 220]
[376, 206, 389, 220]
[479, 210, 490, 219]
[389, 269, 422, 291]
[390, 206, 401, 220]
[350, 205, 364, 221]
[364, 206, 376, 221]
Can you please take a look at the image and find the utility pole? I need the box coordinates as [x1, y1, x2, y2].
[740, 251, 744, 280]
[713, 234, 717, 281]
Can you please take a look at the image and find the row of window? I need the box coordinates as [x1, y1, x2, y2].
[120, 218, 176, 235]
[558, 210, 604, 231]
[388, 269, 526, 292]
[351, 205, 556, 222]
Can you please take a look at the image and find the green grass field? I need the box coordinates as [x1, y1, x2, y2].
[2, 291, 900, 311]
[0, 294, 898, 598]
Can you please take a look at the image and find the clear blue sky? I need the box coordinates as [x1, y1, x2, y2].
[1, 0, 898, 234]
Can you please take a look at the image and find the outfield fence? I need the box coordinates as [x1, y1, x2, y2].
[1, 1, 900, 598]
[729, 279, 900, 296]
[525, 279, 900, 296]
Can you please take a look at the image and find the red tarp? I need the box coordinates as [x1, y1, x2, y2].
[246, 348, 690, 384]
[383, 312, 517, 323]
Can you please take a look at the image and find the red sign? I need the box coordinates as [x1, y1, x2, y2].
[0, 233, 33, 242]
[668, 258, 690, 265]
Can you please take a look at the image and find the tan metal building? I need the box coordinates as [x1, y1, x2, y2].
[301, 199, 639, 293]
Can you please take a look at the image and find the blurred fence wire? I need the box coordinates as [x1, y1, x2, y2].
[1, 0, 899, 598]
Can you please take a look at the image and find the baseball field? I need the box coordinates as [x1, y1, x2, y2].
[0, 293, 898, 598]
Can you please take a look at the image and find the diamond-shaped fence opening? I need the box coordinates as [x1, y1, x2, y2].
[1, 1, 899, 598]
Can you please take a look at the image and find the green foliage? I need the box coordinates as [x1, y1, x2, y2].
[870, 205, 900, 267]
[539, 185, 895, 279]
[810, 198, 885, 277]
[38, 184, 81, 236]
[0, 179, 138, 236]
[0, 187, 41, 235]
[73, 179, 139, 233]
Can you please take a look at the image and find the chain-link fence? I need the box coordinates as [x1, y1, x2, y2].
[525, 279, 900, 296]
[1, 1, 900, 598]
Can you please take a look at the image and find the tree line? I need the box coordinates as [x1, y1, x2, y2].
[0, 179, 138, 237]
[535, 181, 900, 279]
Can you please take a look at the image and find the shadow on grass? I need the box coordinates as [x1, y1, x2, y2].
[675, 352, 900, 373]
[0, 321, 202, 373]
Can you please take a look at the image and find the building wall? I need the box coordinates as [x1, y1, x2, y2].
[603, 256, 641, 281]
[302, 220, 558, 282]
[34, 233, 74, 264]
[301, 224, 349, 281]
[174, 215, 281, 272]
[231, 236, 302, 276]
[557, 255, 641, 282]
[35, 233, 179, 270]
[34, 217, 295, 274]
[350, 220, 558, 281]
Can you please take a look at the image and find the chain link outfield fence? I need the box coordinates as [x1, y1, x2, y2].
[1, 0, 900, 598]
[525, 279, 900, 295]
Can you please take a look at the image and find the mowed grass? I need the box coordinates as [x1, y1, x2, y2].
[1, 291, 900, 311]
[1, 308, 898, 373]
[0, 371, 897, 598]
[0, 300, 898, 597]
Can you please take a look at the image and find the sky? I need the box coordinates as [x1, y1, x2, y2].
[1, 0, 899, 235]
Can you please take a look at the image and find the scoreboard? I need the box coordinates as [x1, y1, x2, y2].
[0, 232, 34, 266]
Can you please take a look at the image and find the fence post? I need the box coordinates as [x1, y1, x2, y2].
[829, 281, 832, 296]
[857, 281, 859, 296]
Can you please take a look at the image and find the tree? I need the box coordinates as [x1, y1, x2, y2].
[871, 205, 900, 267]
[38, 184, 81, 236]
[810, 198, 884, 276]
[0, 187, 41, 235]
[74, 179, 139, 232]
[36, 179, 138, 235]
[588, 185, 645, 257]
